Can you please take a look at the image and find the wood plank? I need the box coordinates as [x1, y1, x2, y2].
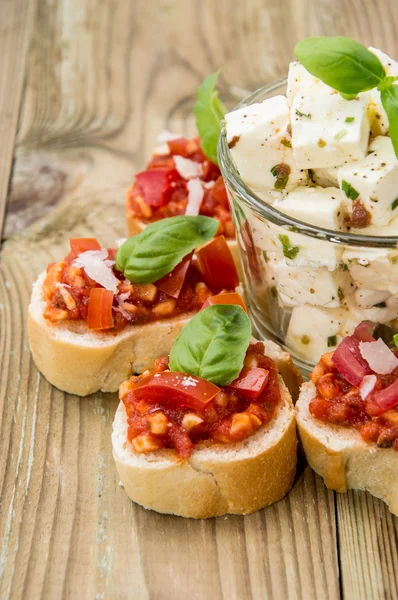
[0, 0, 33, 236]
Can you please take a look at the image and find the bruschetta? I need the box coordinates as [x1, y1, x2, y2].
[112, 303, 301, 518]
[296, 321, 398, 515]
[28, 216, 240, 396]
[125, 133, 240, 268]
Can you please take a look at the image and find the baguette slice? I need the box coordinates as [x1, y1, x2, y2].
[28, 272, 194, 396]
[126, 214, 241, 278]
[296, 381, 398, 515]
[112, 364, 297, 519]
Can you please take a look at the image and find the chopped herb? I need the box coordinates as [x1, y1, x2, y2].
[374, 301, 387, 308]
[338, 287, 344, 302]
[394, 333, 398, 348]
[318, 139, 327, 148]
[281, 138, 292, 148]
[278, 234, 300, 260]
[370, 196, 378, 203]
[345, 116, 355, 123]
[271, 286, 278, 298]
[339, 262, 348, 271]
[334, 128, 348, 141]
[270, 163, 291, 190]
[341, 179, 360, 200]
[301, 335, 311, 345]
[295, 109, 311, 119]
[263, 250, 269, 263]
[289, 225, 299, 232]
[392, 198, 398, 211]
[327, 335, 337, 347]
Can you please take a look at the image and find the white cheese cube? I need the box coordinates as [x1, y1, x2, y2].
[275, 262, 354, 308]
[341, 295, 398, 330]
[286, 306, 344, 363]
[338, 136, 398, 227]
[343, 246, 398, 294]
[291, 92, 370, 169]
[350, 213, 398, 235]
[311, 167, 339, 188]
[273, 186, 348, 231]
[353, 288, 392, 308]
[275, 229, 344, 270]
[287, 61, 332, 105]
[367, 48, 398, 136]
[225, 96, 307, 194]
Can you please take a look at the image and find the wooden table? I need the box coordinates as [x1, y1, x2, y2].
[1, 1, 398, 598]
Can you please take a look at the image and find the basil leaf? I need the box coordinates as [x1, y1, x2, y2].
[381, 86, 398, 157]
[193, 71, 227, 165]
[115, 216, 219, 284]
[294, 36, 386, 95]
[169, 305, 252, 385]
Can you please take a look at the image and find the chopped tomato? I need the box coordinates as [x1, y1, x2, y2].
[126, 371, 220, 412]
[196, 235, 239, 292]
[228, 368, 269, 400]
[167, 137, 197, 157]
[87, 288, 114, 330]
[211, 176, 229, 208]
[200, 292, 247, 312]
[69, 238, 101, 257]
[135, 169, 181, 207]
[155, 253, 192, 299]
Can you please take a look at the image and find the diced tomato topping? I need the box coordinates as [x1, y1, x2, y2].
[135, 169, 181, 207]
[353, 320, 376, 343]
[125, 371, 220, 412]
[211, 176, 229, 208]
[367, 379, 398, 416]
[87, 288, 114, 330]
[196, 235, 239, 292]
[228, 367, 269, 400]
[167, 137, 194, 157]
[155, 253, 192, 299]
[69, 238, 101, 257]
[200, 292, 247, 312]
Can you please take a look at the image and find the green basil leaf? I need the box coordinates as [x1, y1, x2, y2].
[115, 216, 219, 284]
[169, 305, 252, 385]
[294, 36, 386, 95]
[381, 86, 398, 157]
[193, 71, 227, 165]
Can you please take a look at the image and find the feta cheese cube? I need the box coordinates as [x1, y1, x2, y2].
[273, 186, 348, 231]
[275, 261, 354, 308]
[343, 245, 398, 294]
[275, 229, 344, 270]
[367, 47, 398, 136]
[338, 136, 398, 227]
[291, 92, 370, 169]
[286, 305, 344, 363]
[287, 61, 332, 105]
[225, 96, 307, 194]
[353, 288, 392, 308]
[341, 295, 398, 329]
[311, 167, 339, 188]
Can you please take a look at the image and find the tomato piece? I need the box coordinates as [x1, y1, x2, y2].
[228, 367, 269, 400]
[200, 292, 247, 312]
[127, 371, 220, 412]
[196, 235, 239, 292]
[135, 169, 181, 207]
[212, 176, 229, 208]
[155, 253, 192, 298]
[87, 288, 114, 330]
[366, 378, 398, 416]
[43, 261, 65, 298]
[70, 238, 101, 257]
[46, 262, 56, 273]
[167, 137, 191, 157]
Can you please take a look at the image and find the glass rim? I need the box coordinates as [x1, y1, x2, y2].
[218, 78, 398, 249]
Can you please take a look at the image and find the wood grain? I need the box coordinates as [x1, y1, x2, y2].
[1, 0, 398, 598]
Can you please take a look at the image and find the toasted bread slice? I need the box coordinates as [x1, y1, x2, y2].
[112, 351, 298, 518]
[28, 272, 194, 396]
[296, 381, 398, 515]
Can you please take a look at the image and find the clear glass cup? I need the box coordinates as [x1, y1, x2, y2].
[218, 79, 398, 374]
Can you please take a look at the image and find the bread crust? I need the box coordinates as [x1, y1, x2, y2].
[112, 372, 297, 518]
[28, 272, 194, 396]
[296, 382, 398, 515]
[126, 213, 242, 279]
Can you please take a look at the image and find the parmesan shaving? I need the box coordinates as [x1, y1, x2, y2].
[74, 249, 120, 293]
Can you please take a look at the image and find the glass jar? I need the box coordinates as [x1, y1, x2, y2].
[218, 79, 398, 374]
